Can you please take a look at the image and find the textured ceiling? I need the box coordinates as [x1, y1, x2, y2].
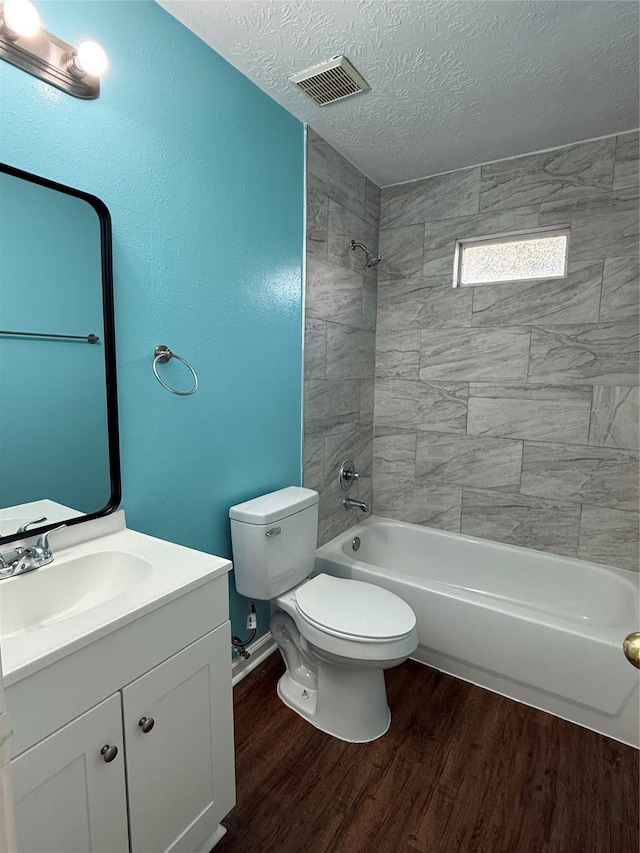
[158, 1, 640, 186]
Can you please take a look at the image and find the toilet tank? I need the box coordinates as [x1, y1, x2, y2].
[229, 487, 319, 599]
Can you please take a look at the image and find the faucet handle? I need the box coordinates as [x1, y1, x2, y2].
[16, 516, 48, 534]
[339, 459, 360, 490]
[35, 524, 67, 558]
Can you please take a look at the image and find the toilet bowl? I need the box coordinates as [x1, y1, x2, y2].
[229, 487, 418, 742]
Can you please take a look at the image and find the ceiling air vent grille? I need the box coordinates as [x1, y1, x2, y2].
[289, 56, 369, 106]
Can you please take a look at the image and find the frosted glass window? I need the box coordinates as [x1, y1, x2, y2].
[454, 229, 569, 287]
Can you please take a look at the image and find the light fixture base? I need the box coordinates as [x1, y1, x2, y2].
[0, 4, 100, 99]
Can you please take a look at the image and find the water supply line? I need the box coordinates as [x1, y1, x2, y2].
[231, 602, 257, 659]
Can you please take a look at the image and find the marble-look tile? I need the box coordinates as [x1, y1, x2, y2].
[360, 378, 375, 423]
[303, 437, 325, 490]
[304, 318, 326, 380]
[578, 505, 639, 572]
[537, 185, 638, 219]
[480, 137, 616, 212]
[362, 280, 377, 331]
[528, 323, 639, 385]
[377, 279, 473, 331]
[471, 261, 602, 327]
[461, 488, 581, 557]
[415, 432, 522, 488]
[306, 172, 328, 260]
[422, 207, 540, 277]
[520, 441, 639, 511]
[614, 131, 639, 191]
[375, 330, 420, 379]
[380, 167, 480, 229]
[373, 432, 416, 480]
[325, 323, 375, 380]
[378, 224, 424, 280]
[420, 327, 530, 381]
[317, 469, 348, 519]
[599, 257, 639, 323]
[589, 386, 639, 449]
[375, 379, 468, 431]
[467, 383, 592, 443]
[544, 209, 639, 261]
[307, 128, 366, 219]
[305, 379, 361, 437]
[318, 508, 354, 548]
[328, 200, 378, 275]
[306, 257, 363, 327]
[373, 479, 462, 531]
[364, 179, 381, 228]
[325, 424, 373, 486]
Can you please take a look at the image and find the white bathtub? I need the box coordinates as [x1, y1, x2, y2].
[315, 516, 640, 747]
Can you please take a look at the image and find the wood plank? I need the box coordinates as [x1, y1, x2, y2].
[215, 655, 638, 853]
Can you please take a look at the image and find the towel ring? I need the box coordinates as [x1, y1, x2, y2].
[152, 345, 199, 396]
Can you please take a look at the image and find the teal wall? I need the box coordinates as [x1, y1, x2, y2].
[0, 1, 305, 642]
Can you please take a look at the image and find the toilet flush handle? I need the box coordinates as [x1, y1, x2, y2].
[266, 526, 281, 538]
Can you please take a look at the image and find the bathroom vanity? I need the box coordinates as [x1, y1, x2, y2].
[2, 512, 235, 853]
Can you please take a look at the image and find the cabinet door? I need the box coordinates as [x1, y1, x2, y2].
[123, 622, 235, 853]
[11, 693, 128, 853]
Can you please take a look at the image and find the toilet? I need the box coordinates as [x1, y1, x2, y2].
[229, 486, 418, 742]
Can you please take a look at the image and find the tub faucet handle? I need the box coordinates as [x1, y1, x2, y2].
[339, 459, 359, 490]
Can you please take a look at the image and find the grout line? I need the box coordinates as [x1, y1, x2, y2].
[586, 384, 595, 447]
[596, 258, 605, 323]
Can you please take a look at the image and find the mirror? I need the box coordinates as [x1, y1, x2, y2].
[0, 163, 120, 544]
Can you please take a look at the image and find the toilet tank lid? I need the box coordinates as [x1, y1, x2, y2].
[229, 486, 319, 525]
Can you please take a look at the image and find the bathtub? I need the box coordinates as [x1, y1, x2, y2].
[315, 516, 640, 747]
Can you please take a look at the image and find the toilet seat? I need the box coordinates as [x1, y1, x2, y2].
[294, 574, 416, 642]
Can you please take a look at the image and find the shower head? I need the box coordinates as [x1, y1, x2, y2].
[351, 240, 382, 268]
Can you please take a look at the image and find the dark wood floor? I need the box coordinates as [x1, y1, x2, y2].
[215, 653, 639, 853]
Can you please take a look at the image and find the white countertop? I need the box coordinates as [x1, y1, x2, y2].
[0, 512, 231, 685]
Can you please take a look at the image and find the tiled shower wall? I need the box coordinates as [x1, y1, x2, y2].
[304, 129, 381, 546]
[374, 132, 639, 570]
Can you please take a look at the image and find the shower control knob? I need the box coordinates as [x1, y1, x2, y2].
[100, 744, 118, 763]
[138, 716, 155, 733]
[339, 459, 359, 490]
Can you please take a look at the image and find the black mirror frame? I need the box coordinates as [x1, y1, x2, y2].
[0, 162, 121, 544]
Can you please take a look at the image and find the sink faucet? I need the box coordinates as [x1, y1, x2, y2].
[0, 524, 66, 580]
[343, 497, 369, 513]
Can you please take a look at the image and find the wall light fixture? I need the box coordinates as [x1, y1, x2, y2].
[0, 0, 107, 99]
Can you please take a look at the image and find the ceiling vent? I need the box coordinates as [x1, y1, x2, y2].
[289, 56, 369, 106]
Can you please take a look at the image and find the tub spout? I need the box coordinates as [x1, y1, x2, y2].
[344, 497, 369, 513]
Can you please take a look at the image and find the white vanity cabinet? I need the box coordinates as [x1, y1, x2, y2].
[12, 693, 129, 853]
[123, 624, 235, 853]
[4, 544, 235, 853]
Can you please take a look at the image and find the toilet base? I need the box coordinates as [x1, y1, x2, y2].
[277, 661, 391, 743]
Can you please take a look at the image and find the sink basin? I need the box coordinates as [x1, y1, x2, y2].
[0, 550, 153, 638]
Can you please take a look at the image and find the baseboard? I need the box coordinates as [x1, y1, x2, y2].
[231, 631, 277, 686]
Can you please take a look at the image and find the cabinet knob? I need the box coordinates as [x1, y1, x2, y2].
[100, 744, 118, 763]
[138, 716, 155, 734]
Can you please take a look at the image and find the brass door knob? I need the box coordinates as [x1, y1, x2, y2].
[623, 633, 640, 669]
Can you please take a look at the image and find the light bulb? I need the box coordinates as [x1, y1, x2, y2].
[3, 0, 40, 38]
[75, 40, 107, 76]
